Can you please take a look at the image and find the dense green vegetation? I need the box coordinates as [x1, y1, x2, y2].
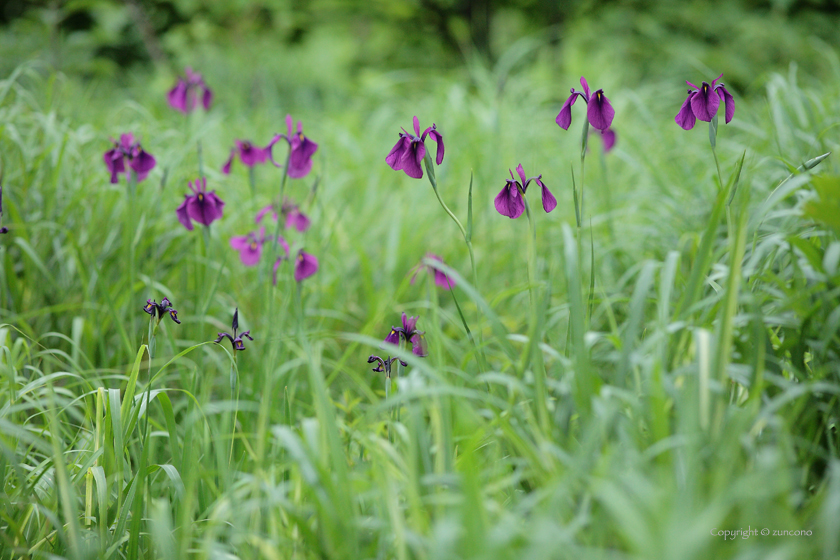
[1, 2, 840, 558]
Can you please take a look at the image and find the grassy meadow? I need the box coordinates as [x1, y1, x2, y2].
[1, 9, 840, 559]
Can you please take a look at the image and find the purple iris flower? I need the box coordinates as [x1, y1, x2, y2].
[103, 133, 156, 184]
[176, 177, 224, 230]
[383, 312, 428, 357]
[268, 114, 319, 179]
[368, 355, 407, 379]
[556, 77, 615, 131]
[0, 184, 8, 234]
[675, 74, 735, 131]
[294, 250, 319, 282]
[143, 297, 181, 325]
[385, 116, 444, 179]
[255, 199, 311, 232]
[222, 140, 271, 175]
[410, 253, 456, 289]
[230, 227, 265, 266]
[167, 67, 213, 114]
[494, 164, 557, 219]
[214, 308, 253, 352]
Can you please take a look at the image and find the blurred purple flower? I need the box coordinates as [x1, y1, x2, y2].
[143, 297, 181, 325]
[383, 312, 427, 357]
[556, 77, 615, 131]
[176, 177, 224, 230]
[255, 199, 311, 232]
[675, 74, 735, 130]
[214, 307, 253, 352]
[268, 114, 319, 178]
[103, 133, 156, 184]
[167, 67, 213, 114]
[294, 250, 319, 282]
[385, 116, 444, 179]
[587, 128, 616, 154]
[222, 140, 271, 175]
[368, 355, 406, 379]
[410, 253, 456, 289]
[230, 227, 266, 266]
[494, 164, 556, 219]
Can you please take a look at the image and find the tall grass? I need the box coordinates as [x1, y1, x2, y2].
[1, 45, 839, 559]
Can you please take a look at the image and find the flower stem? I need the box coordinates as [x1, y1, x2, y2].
[248, 165, 256, 198]
[197, 140, 204, 177]
[423, 153, 486, 371]
[269, 144, 292, 276]
[522, 197, 549, 434]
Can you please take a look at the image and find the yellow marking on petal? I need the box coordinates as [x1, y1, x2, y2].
[198, 193, 204, 201]
[250, 242, 258, 250]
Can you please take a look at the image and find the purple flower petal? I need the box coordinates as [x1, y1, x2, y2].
[384, 328, 400, 346]
[402, 313, 418, 333]
[222, 150, 234, 175]
[412, 116, 420, 136]
[176, 197, 194, 230]
[540, 180, 557, 213]
[689, 82, 720, 122]
[400, 141, 425, 179]
[601, 129, 616, 152]
[285, 209, 311, 232]
[717, 85, 735, 124]
[423, 126, 445, 165]
[556, 91, 582, 130]
[202, 86, 213, 110]
[230, 234, 262, 266]
[168, 80, 188, 113]
[288, 135, 318, 178]
[515, 164, 528, 186]
[410, 333, 428, 357]
[103, 149, 124, 184]
[494, 183, 525, 219]
[386, 135, 410, 171]
[294, 251, 319, 281]
[675, 94, 697, 130]
[238, 141, 269, 167]
[255, 205, 277, 223]
[580, 76, 591, 99]
[586, 89, 615, 131]
[129, 149, 156, 175]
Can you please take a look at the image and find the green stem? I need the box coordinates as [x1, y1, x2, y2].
[197, 140, 204, 177]
[522, 197, 549, 433]
[249, 165, 256, 198]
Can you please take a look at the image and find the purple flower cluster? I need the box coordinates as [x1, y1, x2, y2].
[167, 67, 213, 114]
[143, 297, 181, 325]
[103, 133, 156, 184]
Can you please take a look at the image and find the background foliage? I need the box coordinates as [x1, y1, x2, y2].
[1, 1, 840, 558]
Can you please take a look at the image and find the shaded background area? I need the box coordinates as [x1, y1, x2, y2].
[2, 0, 840, 99]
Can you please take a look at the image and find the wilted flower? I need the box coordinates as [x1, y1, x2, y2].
[222, 140, 271, 175]
[176, 177, 224, 230]
[410, 253, 455, 289]
[294, 250, 319, 282]
[556, 77, 615, 131]
[103, 133, 156, 184]
[214, 307, 253, 352]
[385, 116, 444, 179]
[384, 312, 427, 357]
[167, 67, 213, 114]
[268, 114, 319, 179]
[143, 297, 181, 325]
[675, 74, 735, 131]
[494, 164, 556, 219]
[368, 355, 407, 379]
[255, 199, 311, 232]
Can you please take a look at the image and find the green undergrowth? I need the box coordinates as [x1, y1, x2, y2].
[1, 50, 840, 559]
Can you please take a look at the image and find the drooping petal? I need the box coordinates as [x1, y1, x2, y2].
[294, 251, 319, 281]
[222, 149, 235, 174]
[130, 149, 157, 175]
[285, 209, 311, 232]
[168, 309, 181, 324]
[539, 179, 557, 213]
[399, 140, 425, 179]
[689, 82, 720, 122]
[494, 183, 525, 219]
[410, 333, 428, 357]
[600, 129, 616, 152]
[238, 141, 268, 167]
[176, 197, 194, 230]
[555, 92, 582, 130]
[201, 86, 213, 110]
[434, 268, 455, 289]
[586, 89, 615, 131]
[386, 135, 410, 171]
[675, 94, 697, 130]
[167, 80, 188, 113]
[288, 135, 318, 178]
[426, 128, 444, 165]
[384, 328, 400, 346]
[103, 149, 124, 184]
[717, 85, 735, 124]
